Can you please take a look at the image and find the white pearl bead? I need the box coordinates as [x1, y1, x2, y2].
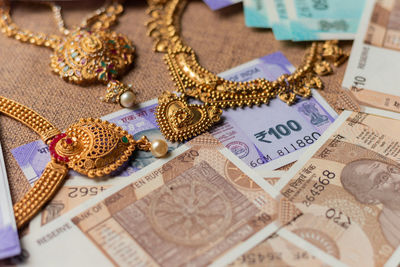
[151, 139, 168, 158]
[119, 90, 135, 108]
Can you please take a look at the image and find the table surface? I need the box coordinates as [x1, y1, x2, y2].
[0, 0, 351, 203]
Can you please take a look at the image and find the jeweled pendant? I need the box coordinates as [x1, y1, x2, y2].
[50, 29, 135, 105]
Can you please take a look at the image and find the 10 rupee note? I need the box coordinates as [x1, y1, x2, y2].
[17, 134, 297, 267]
[274, 111, 400, 266]
[343, 0, 400, 114]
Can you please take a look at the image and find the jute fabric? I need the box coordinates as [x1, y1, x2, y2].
[0, 0, 351, 203]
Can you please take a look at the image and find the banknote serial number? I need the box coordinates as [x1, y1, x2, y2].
[250, 132, 321, 167]
[236, 250, 315, 265]
[68, 186, 107, 198]
[302, 170, 335, 207]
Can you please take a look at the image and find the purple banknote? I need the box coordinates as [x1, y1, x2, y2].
[212, 51, 337, 171]
[202, 0, 241, 10]
[0, 141, 20, 259]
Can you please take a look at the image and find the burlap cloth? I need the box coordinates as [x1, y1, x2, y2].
[0, 0, 351, 203]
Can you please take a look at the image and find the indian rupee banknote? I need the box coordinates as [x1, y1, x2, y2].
[203, 0, 242, 10]
[273, 110, 400, 266]
[15, 134, 298, 267]
[285, 0, 366, 41]
[12, 52, 337, 186]
[0, 140, 20, 260]
[216, 51, 337, 172]
[343, 0, 400, 114]
[270, 0, 293, 40]
[243, 0, 271, 28]
[229, 228, 330, 267]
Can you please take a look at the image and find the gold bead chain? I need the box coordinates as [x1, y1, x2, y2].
[13, 161, 68, 229]
[0, 96, 60, 143]
[0, 0, 123, 49]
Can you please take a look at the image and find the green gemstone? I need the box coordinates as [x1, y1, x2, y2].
[101, 61, 106, 67]
[109, 69, 117, 75]
[121, 136, 129, 143]
[108, 40, 116, 44]
[99, 73, 105, 79]
[124, 44, 131, 49]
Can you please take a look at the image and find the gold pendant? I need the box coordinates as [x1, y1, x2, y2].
[156, 91, 222, 142]
[49, 118, 136, 178]
[50, 29, 135, 105]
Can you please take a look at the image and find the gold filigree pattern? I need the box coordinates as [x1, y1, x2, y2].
[50, 29, 134, 86]
[146, 0, 349, 141]
[52, 118, 137, 178]
[156, 91, 222, 142]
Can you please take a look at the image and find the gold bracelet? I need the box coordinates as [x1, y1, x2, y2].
[0, 1, 137, 107]
[0, 96, 168, 229]
[146, 0, 348, 142]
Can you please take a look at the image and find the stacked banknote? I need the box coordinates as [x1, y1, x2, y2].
[203, 0, 368, 41]
[7, 1, 400, 263]
[9, 45, 400, 266]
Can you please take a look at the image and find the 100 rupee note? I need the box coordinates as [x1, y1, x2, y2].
[274, 111, 400, 266]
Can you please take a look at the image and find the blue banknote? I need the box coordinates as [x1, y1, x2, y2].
[213, 51, 337, 171]
[202, 0, 241, 10]
[271, 0, 292, 40]
[0, 141, 20, 259]
[243, 0, 271, 28]
[286, 0, 366, 41]
[12, 101, 181, 186]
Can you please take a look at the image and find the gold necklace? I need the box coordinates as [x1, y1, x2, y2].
[0, 1, 137, 108]
[146, 0, 348, 142]
[0, 96, 168, 229]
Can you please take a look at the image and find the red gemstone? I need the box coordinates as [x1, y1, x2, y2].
[96, 68, 103, 73]
[66, 138, 73, 144]
[108, 63, 115, 69]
